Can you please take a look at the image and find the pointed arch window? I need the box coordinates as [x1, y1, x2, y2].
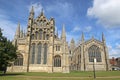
[88, 45, 102, 62]
[37, 43, 42, 64]
[30, 44, 35, 64]
[78, 55, 80, 63]
[43, 32, 46, 40]
[31, 34, 34, 40]
[54, 55, 61, 67]
[39, 30, 42, 40]
[14, 54, 23, 66]
[35, 32, 38, 39]
[46, 34, 49, 40]
[43, 44, 47, 64]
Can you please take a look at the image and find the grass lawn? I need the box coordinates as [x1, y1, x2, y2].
[0, 71, 120, 80]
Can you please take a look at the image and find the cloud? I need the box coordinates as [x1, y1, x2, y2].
[45, 1, 74, 19]
[28, 1, 74, 20]
[28, 2, 43, 17]
[84, 26, 92, 32]
[72, 26, 81, 32]
[108, 44, 120, 58]
[116, 43, 120, 49]
[87, 0, 120, 28]
[71, 26, 92, 33]
[0, 14, 26, 41]
[0, 15, 17, 40]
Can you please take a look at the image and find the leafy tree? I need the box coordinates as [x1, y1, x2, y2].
[0, 28, 17, 74]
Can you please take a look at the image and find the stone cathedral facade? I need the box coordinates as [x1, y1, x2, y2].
[7, 7, 69, 73]
[69, 33, 110, 71]
[7, 7, 110, 73]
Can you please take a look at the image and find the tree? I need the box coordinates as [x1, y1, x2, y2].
[0, 28, 17, 74]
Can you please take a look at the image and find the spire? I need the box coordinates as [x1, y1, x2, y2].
[30, 6, 34, 14]
[56, 29, 58, 37]
[23, 30, 26, 37]
[15, 22, 20, 38]
[61, 24, 66, 39]
[29, 6, 34, 19]
[70, 38, 75, 51]
[102, 32, 106, 43]
[20, 27, 23, 38]
[39, 8, 45, 17]
[92, 35, 94, 39]
[81, 32, 84, 42]
[40, 8, 44, 16]
[71, 38, 75, 43]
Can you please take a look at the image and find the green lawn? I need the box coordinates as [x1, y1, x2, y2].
[0, 71, 120, 80]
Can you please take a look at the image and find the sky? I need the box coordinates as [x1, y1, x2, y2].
[0, 0, 120, 58]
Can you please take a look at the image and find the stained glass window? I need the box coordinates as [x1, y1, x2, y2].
[88, 45, 102, 62]
[43, 32, 46, 40]
[54, 55, 61, 67]
[39, 30, 42, 40]
[31, 34, 34, 40]
[35, 32, 38, 39]
[43, 44, 47, 64]
[14, 54, 23, 66]
[46, 34, 49, 40]
[31, 44, 35, 64]
[37, 43, 42, 64]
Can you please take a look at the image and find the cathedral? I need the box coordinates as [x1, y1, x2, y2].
[7, 7, 69, 73]
[7, 6, 110, 73]
[69, 33, 110, 71]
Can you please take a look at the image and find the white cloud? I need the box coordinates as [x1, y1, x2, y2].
[45, 1, 74, 18]
[87, 0, 120, 28]
[84, 26, 92, 32]
[28, 1, 74, 19]
[108, 44, 120, 58]
[0, 16, 17, 40]
[72, 26, 81, 32]
[116, 43, 120, 49]
[0, 14, 26, 41]
[28, 3, 43, 17]
[71, 26, 92, 33]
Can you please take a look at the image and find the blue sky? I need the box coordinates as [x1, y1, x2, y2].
[0, 0, 120, 58]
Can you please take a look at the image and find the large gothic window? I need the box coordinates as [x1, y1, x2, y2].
[39, 30, 42, 40]
[30, 44, 35, 64]
[54, 55, 61, 67]
[14, 54, 23, 66]
[88, 45, 102, 62]
[37, 43, 42, 64]
[43, 44, 47, 64]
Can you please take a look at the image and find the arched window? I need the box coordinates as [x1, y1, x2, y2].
[37, 43, 42, 64]
[43, 32, 46, 40]
[54, 55, 61, 67]
[88, 45, 102, 62]
[35, 32, 38, 39]
[14, 54, 23, 66]
[39, 30, 42, 40]
[43, 44, 47, 64]
[30, 44, 35, 64]
[78, 55, 80, 63]
[31, 34, 34, 40]
[46, 34, 49, 40]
